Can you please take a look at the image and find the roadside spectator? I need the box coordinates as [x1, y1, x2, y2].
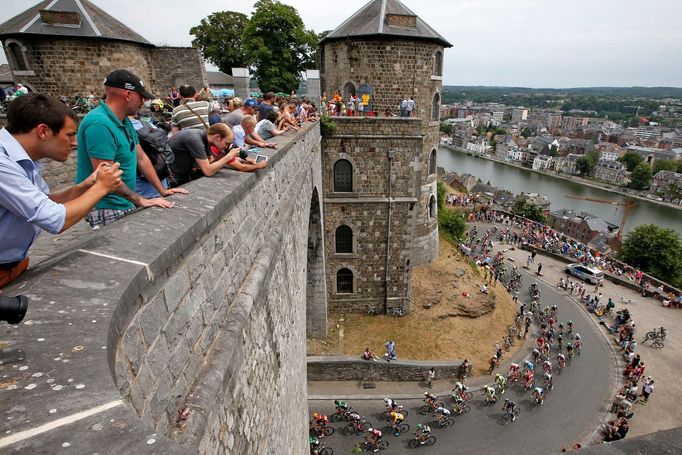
[362, 347, 379, 361]
[169, 86, 180, 107]
[75, 69, 175, 229]
[171, 85, 210, 132]
[384, 339, 397, 362]
[208, 102, 222, 126]
[405, 97, 416, 117]
[226, 98, 258, 128]
[457, 359, 470, 382]
[258, 92, 276, 121]
[256, 109, 290, 140]
[427, 367, 435, 388]
[167, 123, 240, 186]
[639, 377, 654, 404]
[196, 85, 212, 101]
[0, 94, 123, 287]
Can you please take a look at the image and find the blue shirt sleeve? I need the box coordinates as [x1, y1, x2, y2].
[0, 159, 66, 235]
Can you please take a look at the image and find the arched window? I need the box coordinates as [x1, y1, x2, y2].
[431, 92, 440, 122]
[429, 195, 437, 219]
[429, 149, 437, 175]
[336, 268, 354, 293]
[433, 51, 443, 76]
[7, 42, 28, 71]
[333, 159, 353, 192]
[335, 225, 353, 253]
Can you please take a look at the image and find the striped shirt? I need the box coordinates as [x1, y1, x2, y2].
[171, 100, 211, 130]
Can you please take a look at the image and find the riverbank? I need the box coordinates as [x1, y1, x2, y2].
[441, 144, 682, 212]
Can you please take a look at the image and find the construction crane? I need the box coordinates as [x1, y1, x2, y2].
[625, 105, 644, 116]
[564, 195, 636, 241]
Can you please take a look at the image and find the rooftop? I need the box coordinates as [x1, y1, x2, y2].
[0, 0, 152, 46]
[321, 0, 452, 48]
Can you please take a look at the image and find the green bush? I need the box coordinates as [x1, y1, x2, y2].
[437, 180, 447, 210]
[438, 208, 466, 243]
[319, 113, 337, 137]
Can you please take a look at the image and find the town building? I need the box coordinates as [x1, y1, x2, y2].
[206, 71, 234, 90]
[466, 138, 490, 155]
[561, 116, 589, 130]
[319, 0, 451, 313]
[594, 159, 628, 185]
[562, 153, 581, 175]
[511, 108, 528, 123]
[0, 0, 207, 97]
[650, 170, 682, 203]
[547, 209, 619, 244]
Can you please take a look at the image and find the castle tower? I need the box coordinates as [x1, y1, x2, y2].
[320, 0, 451, 314]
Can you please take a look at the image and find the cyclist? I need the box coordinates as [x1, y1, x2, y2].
[424, 391, 438, 409]
[334, 399, 349, 412]
[566, 320, 574, 334]
[508, 363, 521, 382]
[557, 333, 564, 350]
[309, 436, 320, 455]
[414, 423, 432, 445]
[482, 385, 497, 403]
[502, 398, 518, 421]
[536, 336, 545, 350]
[389, 410, 404, 436]
[543, 359, 552, 374]
[311, 412, 329, 437]
[366, 428, 383, 453]
[606, 298, 615, 312]
[531, 348, 541, 363]
[550, 305, 558, 318]
[524, 369, 535, 390]
[532, 386, 545, 405]
[566, 342, 575, 360]
[524, 359, 535, 372]
[434, 406, 451, 426]
[495, 373, 507, 394]
[557, 353, 566, 370]
[558, 322, 565, 335]
[542, 342, 551, 359]
[574, 333, 583, 353]
[384, 397, 397, 412]
[544, 371, 554, 390]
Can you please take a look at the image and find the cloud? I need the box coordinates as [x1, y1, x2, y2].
[1, 0, 680, 87]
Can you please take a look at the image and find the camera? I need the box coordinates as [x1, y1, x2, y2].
[0, 295, 29, 324]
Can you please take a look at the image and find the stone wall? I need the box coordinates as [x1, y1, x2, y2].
[307, 356, 469, 382]
[149, 47, 208, 94]
[4, 37, 205, 98]
[0, 124, 325, 454]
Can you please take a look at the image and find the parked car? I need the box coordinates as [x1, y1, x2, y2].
[566, 263, 604, 284]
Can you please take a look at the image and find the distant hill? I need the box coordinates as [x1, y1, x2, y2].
[443, 86, 682, 99]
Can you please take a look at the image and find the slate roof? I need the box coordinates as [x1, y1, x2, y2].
[321, 0, 452, 47]
[206, 71, 234, 86]
[0, 0, 152, 46]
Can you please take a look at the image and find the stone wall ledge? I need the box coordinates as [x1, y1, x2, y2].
[307, 356, 467, 382]
[0, 122, 319, 454]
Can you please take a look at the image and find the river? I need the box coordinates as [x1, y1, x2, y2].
[438, 147, 682, 236]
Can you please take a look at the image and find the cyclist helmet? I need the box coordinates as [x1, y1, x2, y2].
[367, 427, 373, 432]
[567, 342, 573, 348]
[552, 305, 557, 310]
[568, 320, 573, 324]
[558, 322, 564, 328]
[504, 398, 510, 403]
[424, 391, 429, 396]
[334, 399, 340, 405]
[416, 424, 423, 430]
[575, 333, 581, 339]
[312, 412, 319, 419]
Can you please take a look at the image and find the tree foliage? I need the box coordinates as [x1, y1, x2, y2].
[190, 1, 318, 92]
[618, 224, 682, 288]
[190, 12, 250, 74]
[243, 0, 319, 92]
[511, 199, 546, 223]
[618, 151, 644, 172]
[438, 209, 466, 242]
[436, 180, 447, 210]
[629, 163, 653, 190]
[653, 159, 678, 174]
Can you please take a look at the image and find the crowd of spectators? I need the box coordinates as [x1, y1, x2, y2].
[0, 68, 319, 290]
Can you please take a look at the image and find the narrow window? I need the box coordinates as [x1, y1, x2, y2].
[8, 42, 28, 71]
[429, 149, 437, 175]
[429, 195, 437, 218]
[433, 51, 443, 76]
[337, 268, 353, 293]
[335, 225, 353, 253]
[431, 92, 440, 121]
[334, 159, 353, 192]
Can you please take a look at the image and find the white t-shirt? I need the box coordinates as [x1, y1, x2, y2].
[233, 124, 246, 148]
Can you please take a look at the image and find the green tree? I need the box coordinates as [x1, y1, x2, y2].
[190, 12, 250, 74]
[521, 127, 532, 138]
[243, 0, 318, 92]
[511, 199, 546, 223]
[576, 156, 595, 176]
[436, 180, 447, 210]
[653, 159, 678, 174]
[629, 163, 653, 190]
[618, 151, 644, 171]
[438, 209, 466, 242]
[618, 224, 682, 288]
[549, 145, 558, 157]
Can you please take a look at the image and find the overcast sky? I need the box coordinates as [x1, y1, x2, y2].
[1, 0, 681, 87]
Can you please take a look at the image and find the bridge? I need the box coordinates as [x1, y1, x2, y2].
[0, 124, 324, 453]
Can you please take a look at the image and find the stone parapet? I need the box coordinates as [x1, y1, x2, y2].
[0, 123, 324, 454]
[307, 356, 468, 382]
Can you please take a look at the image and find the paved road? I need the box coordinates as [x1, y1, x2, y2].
[309, 272, 616, 454]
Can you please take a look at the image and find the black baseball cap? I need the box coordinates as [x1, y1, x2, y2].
[103, 69, 155, 99]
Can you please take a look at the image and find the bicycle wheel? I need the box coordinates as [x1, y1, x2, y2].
[461, 404, 471, 413]
[323, 426, 334, 436]
[398, 423, 410, 433]
[462, 392, 473, 401]
[513, 407, 520, 419]
[330, 412, 343, 423]
[320, 448, 333, 455]
[425, 436, 436, 446]
[419, 404, 430, 415]
[408, 438, 420, 449]
[502, 412, 511, 424]
[378, 441, 389, 450]
[645, 331, 656, 341]
[652, 340, 664, 348]
[443, 418, 454, 428]
[343, 423, 356, 436]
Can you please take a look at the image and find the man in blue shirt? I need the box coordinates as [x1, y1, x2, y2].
[0, 94, 123, 288]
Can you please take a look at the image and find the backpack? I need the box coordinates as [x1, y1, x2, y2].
[137, 125, 174, 181]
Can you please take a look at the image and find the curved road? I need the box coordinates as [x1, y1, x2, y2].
[309, 268, 616, 454]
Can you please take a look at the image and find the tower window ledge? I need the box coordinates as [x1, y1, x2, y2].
[12, 70, 35, 76]
[430, 75, 443, 81]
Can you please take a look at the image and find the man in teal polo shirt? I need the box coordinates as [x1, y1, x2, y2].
[76, 69, 184, 228]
